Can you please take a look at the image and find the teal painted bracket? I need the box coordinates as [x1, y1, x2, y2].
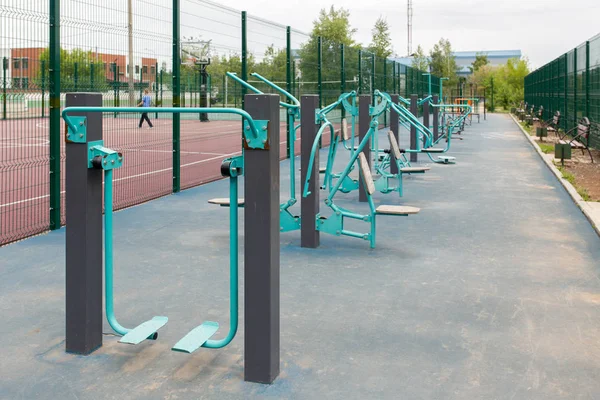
[341, 97, 358, 116]
[315, 108, 322, 124]
[369, 101, 387, 117]
[338, 175, 359, 194]
[316, 212, 343, 236]
[280, 209, 300, 232]
[87, 141, 123, 170]
[243, 119, 269, 149]
[65, 116, 87, 143]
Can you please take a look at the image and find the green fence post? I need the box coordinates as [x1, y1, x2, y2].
[41, 60, 46, 118]
[139, 66, 143, 102]
[155, 62, 159, 118]
[74, 61, 78, 91]
[564, 54, 568, 131]
[112, 63, 118, 117]
[586, 41, 590, 119]
[49, 0, 61, 230]
[358, 49, 362, 94]
[160, 68, 163, 107]
[286, 26, 292, 158]
[173, 0, 181, 193]
[317, 36, 322, 108]
[383, 59, 387, 126]
[90, 62, 94, 92]
[317, 36, 322, 148]
[392, 61, 396, 94]
[241, 11, 247, 111]
[340, 43, 345, 121]
[2, 57, 6, 120]
[371, 53, 375, 106]
[574, 47, 577, 125]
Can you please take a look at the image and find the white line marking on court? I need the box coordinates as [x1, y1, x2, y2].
[1, 137, 301, 208]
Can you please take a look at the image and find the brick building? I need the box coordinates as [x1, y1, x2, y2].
[7, 47, 157, 89]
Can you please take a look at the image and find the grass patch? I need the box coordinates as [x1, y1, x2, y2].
[538, 143, 554, 154]
[556, 165, 592, 201]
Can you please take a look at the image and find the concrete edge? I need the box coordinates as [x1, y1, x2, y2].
[510, 113, 600, 238]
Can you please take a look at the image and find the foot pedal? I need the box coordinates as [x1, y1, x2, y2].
[172, 321, 219, 354]
[119, 316, 168, 345]
[437, 156, 456, 164]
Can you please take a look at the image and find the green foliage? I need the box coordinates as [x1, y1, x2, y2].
[368, 17, 393, 59]
[492, 58, 530, 110]
[429, 38, 459, 86]
[469, 53, 489, 73]
[411, 45, 429, 72]
[538, 143, 554, 154]
[38, 48, 108, 91]
[299, 5, 359, 98]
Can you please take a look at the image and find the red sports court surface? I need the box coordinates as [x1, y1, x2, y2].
[0, 114, 335, 245]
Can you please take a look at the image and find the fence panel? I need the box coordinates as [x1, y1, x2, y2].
[0, 1, 51, 244]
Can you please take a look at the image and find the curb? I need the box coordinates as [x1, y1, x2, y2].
[510, 114, 600, 238]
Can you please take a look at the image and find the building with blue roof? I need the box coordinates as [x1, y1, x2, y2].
[391, 49, 522, 76]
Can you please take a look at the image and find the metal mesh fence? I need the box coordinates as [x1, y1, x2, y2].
[0, 0, 434, 246]
[525, 32, 600, 149]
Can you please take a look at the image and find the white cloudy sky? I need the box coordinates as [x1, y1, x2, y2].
[223, 0, 600, 69]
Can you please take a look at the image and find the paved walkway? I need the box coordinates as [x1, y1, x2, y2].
[1, 113, 600, 399]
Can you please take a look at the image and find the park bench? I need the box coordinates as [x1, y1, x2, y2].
[532, 106, 544, 122]
[558, 117, 593, 163]
[541, 111, 561, 135]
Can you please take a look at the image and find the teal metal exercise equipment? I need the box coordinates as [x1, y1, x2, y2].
[387, 92, 471, 164]
[303, 90, 420, 248]
[216, 72, 302, 232]
[320, 92, 428, 197]
[312, 91, 359, 194]
[63, 106, 264, 351]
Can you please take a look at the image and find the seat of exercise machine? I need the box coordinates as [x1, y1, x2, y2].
[401, 167, 430, 173]
[421, 148, 445, 153]
[208, 198, 245, 206]
[375, 205, 421, 215]
[358, 152, 420, 216]
[341, 119, 350, 141]
[387, 131, 429, 173]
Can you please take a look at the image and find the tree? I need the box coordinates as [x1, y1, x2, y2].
[369, 17, 393, 59]
[469, 53, 489, 73]
[429, 38, 459, 85]
[37, 48, 108, 91]
[411, 45, 429, 71]
[298, 6, 359, 101]
[467, 57, 530, 111]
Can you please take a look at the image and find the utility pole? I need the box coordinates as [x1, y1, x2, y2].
[128, 0, 135, 106]
[407, 0, 413, 56]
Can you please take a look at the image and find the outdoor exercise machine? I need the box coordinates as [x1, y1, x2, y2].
[301, 91, 420, 249]
[208, 72, 302, 232]
[389, 93, 472, 164]
[319, 92, 430, 197]
[63, 93, 281, 384]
